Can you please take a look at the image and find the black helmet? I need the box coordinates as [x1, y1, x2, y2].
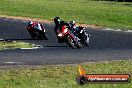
[70, 21, 75, 26]
[54, 17, 61, 25]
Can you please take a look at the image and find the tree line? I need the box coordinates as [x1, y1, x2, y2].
[95, 0, 131, 2]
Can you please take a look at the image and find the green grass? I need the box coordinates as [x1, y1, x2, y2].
[0, 0, 132, 30]
[0, 41, 33, 50]
[0, 60, 132, 88]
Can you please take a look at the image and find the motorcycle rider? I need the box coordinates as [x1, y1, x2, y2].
[27, 21, 45, 32]
[54, 17, 90, 42]
[54, 17, 79, 35]
[69, 21, 90, 38]
[69, 21, 80, 36]
[54, 17, 71, 42]
[27, 21, 48, 40]
[54, 17, 70, 35]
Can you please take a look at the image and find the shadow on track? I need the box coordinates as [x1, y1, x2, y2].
[0, 38, 68, 48]
[0, 38, 49, 41]
[42, 45, 68, 47]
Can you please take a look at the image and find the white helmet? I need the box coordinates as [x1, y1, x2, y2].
[28, 21, 33, 25]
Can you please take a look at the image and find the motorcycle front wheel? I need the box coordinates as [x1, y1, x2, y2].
[38, 31, 48, 40]
[65, 35, 77, 49]
[43, 33, 48, 40]
[82, 35, 90, 46]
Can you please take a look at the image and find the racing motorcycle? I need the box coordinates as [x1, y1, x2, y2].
[57, 25, 82, 49]
[27, 22, 48, 40]
[77, 26, 90, 46]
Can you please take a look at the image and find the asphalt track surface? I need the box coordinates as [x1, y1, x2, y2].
[0, 17, 132, 65]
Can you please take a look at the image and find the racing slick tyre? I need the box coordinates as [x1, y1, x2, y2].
[65, 35, 77, 49]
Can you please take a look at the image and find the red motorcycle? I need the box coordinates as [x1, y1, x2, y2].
[57, 25, 82, 49]
[27, 22, 48, 40]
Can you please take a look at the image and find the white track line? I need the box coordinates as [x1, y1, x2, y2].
[103, 28, 115, 31]
[125, 30, 132, 32]
[3, 62, 24, 64]
[20, 47, 40, 49]
[103, 28, 132, 32]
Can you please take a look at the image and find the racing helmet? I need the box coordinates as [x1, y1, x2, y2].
[70, 21, 75, 26]
[28, 21, 33, 26]
[54, 17, 61, 25]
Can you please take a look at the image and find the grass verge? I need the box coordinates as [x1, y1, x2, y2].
[0, 0, 132, 30]
[0, 60, 132, 88]
[0, 41, 33, 50]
